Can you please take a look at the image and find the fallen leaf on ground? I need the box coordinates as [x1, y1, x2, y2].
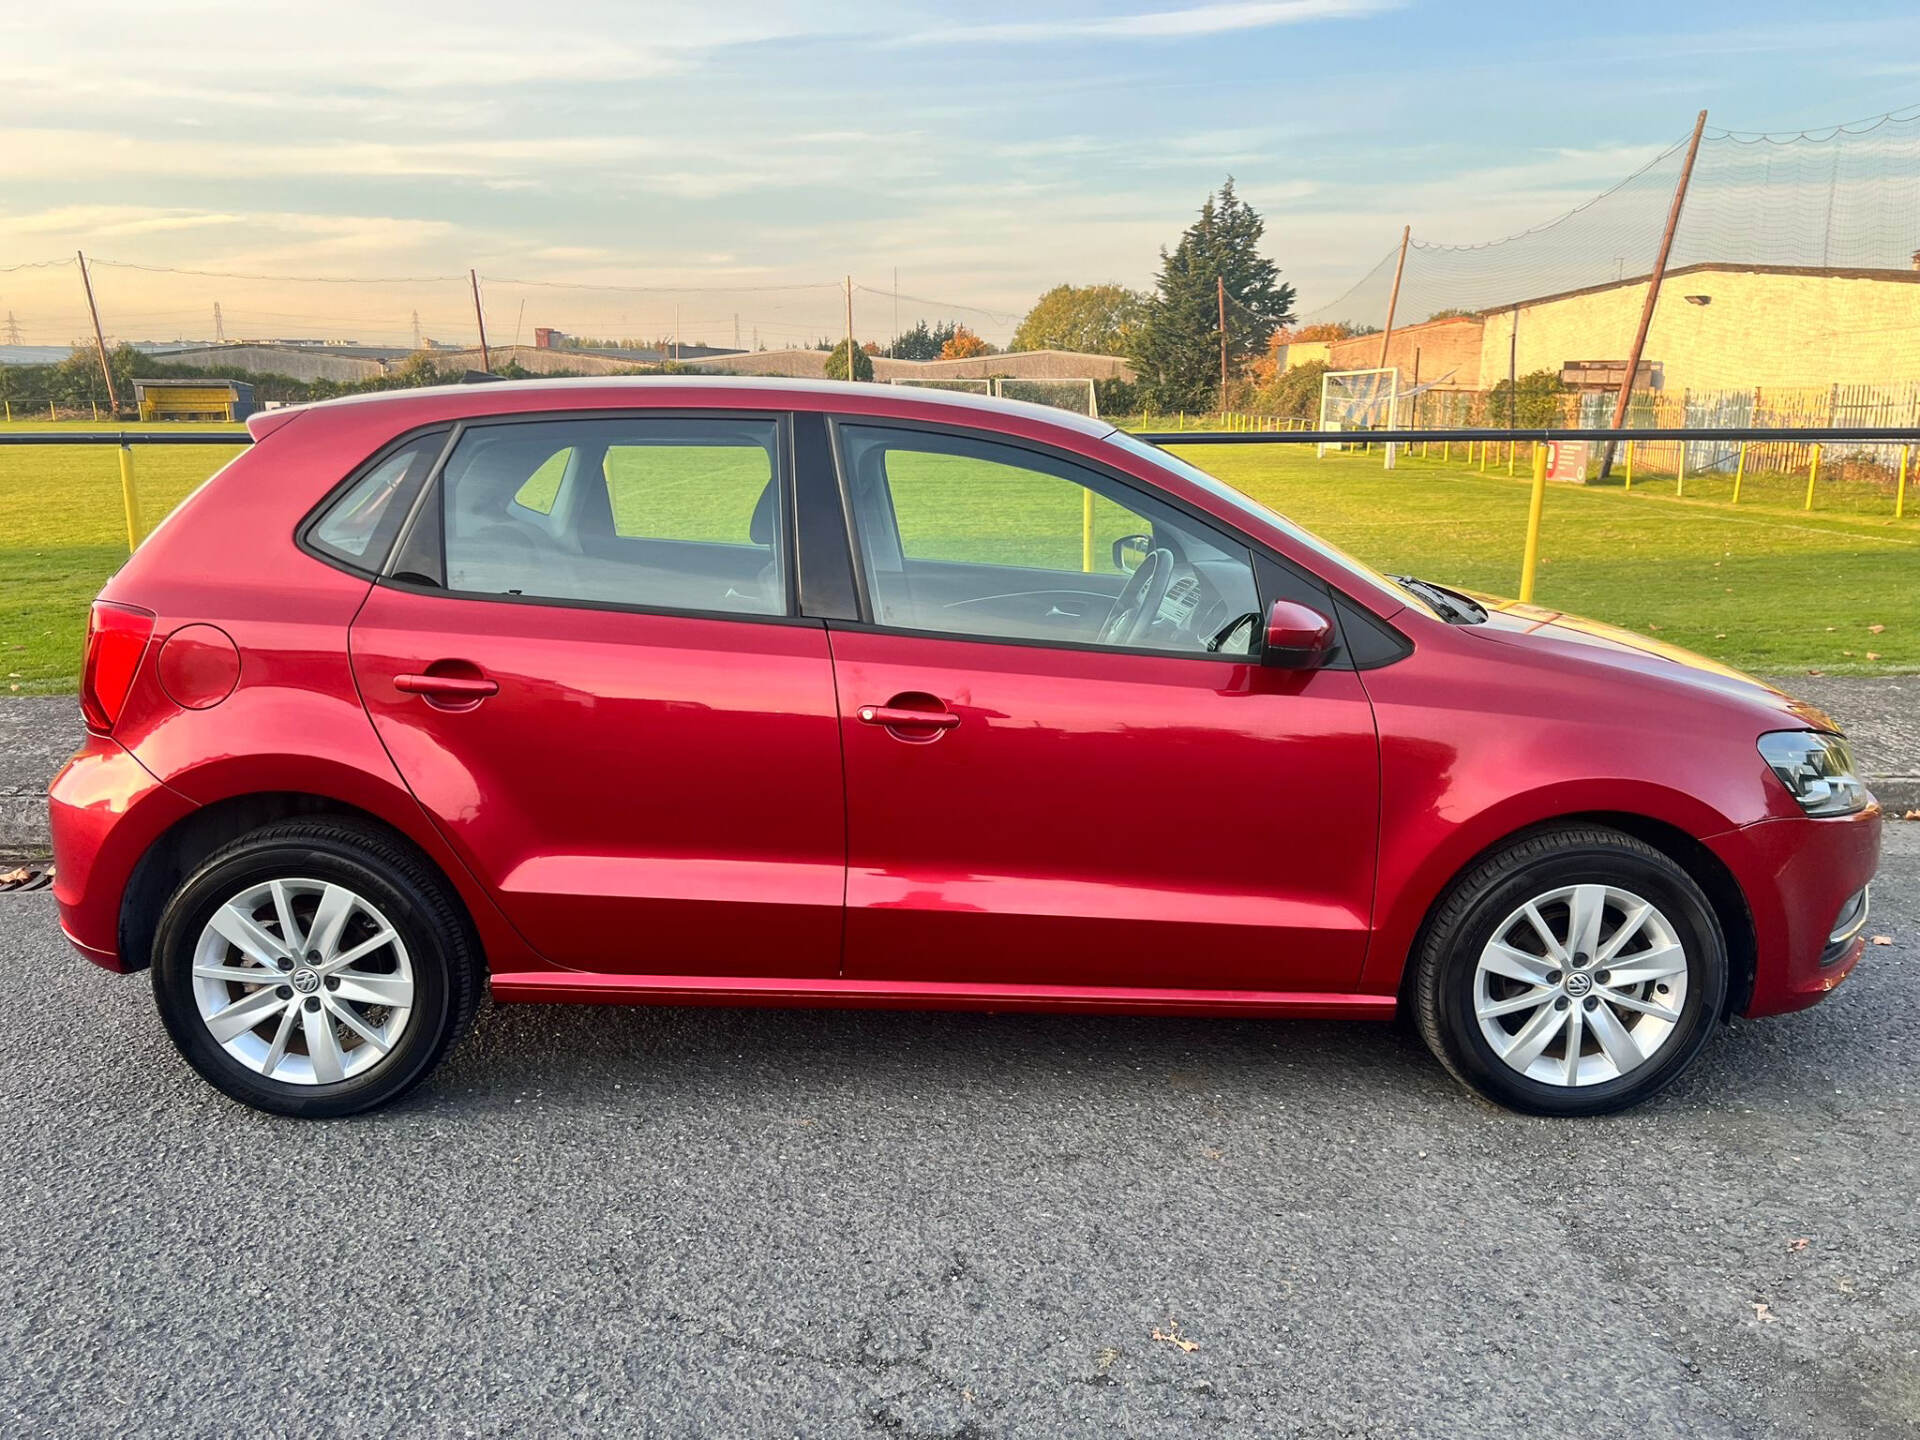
[0, 867, 30, 885]
[1752, 1302, 1777, 1324]
[1901, 809, 1920, 822]
[1870, 936, 1893, 946]
[1151, 1323, 1199, 1353]
[1788, 1237, 1811, 1252]
[1868, 624, 1885, 634]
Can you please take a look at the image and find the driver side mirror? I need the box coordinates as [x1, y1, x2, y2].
[1111, 533, 1151, 574]
[1260, 600, 1334, 670]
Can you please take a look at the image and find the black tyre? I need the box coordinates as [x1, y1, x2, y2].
[1413, 825, 1727, 1117]
[151, 818, 480, 1117]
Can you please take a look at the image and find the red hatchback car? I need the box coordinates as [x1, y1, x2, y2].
[50, 379, 1880, 1118]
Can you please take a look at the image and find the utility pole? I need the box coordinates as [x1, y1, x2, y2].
[213, 302, 225, 343]
[1601, 108, 1708, 477]
[1377, 224, 1411, 372]
[892, 267, 899, 358]
[412, 310, 422, 350]
[469, 269, 491, 371]
[76, 251, 121, 416]
[733, 313, 740, 349]
[845, 275, 855, 381]
[1507, 305, 1519, 431]
[674, 305, 681, 360]
[6, 310, 23, 345]
[1216, 274, 1229, 400]
[512, 298, 526, 349]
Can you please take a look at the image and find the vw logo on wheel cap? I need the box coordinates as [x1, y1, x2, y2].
[1565, 971, 1593, 997]
[292, 968, 321, 994]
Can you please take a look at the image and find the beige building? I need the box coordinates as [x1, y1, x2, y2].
[1280, 262, 1920, 398]
[688, 347, 1133, 382]
[1481, 263, 1920, 395]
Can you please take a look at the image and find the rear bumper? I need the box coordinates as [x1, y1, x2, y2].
[1708, 805, 1883, 1018]
[48, 734, 196, 972]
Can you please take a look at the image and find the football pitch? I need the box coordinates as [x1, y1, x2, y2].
[0, 420, 1912, 690]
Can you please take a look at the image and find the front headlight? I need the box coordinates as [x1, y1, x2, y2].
[1758, 730, 1870, 817]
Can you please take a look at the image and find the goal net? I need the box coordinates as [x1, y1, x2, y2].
[993, 377, 1099, 418]
[1318, 367, 1400, 463]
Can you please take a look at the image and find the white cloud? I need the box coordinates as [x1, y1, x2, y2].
[895, 0, 1395, 45]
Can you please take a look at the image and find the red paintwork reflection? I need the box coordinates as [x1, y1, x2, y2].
[350, 586, 846, 977]
[828, 628, 1378, 992]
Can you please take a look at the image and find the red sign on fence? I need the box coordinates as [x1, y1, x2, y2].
[1545, 440, 1592, 484]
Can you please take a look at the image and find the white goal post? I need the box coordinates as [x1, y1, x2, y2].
[1318, 367, 1400, 464]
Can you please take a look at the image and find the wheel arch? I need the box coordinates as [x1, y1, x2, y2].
[118, 792, 487, 976]
[1392, 810, 1757, 1022]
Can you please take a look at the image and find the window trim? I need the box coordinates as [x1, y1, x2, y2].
[824, 415, 1314, 667]
[295, 424, 457, 579]
[376, 407, 806, 627]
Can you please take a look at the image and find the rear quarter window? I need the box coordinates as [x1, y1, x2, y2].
[306, 432, 446, 571]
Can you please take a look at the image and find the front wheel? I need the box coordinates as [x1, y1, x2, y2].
[1413, 826, 1727, 1116]
[151, 819, 480, 1117]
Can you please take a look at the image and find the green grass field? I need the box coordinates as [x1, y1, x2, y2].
[0, 419, 1912, 691]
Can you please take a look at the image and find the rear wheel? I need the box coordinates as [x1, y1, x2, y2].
[1414, 826, 1726, 1116]
[151, 819, 479, 1117]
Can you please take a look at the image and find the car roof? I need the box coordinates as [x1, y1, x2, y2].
[256, 374, 1117, 440]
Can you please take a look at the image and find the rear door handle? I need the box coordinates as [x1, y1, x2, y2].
[395, 672, 499, 700]
[857, 704, 960, 730]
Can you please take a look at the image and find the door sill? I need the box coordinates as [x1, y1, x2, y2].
[488, 970, 1396, 1020]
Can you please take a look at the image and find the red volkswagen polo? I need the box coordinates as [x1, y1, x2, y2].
[48, 379, 1880, 1118]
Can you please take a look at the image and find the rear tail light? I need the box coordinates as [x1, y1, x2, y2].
[80, 601, 156, 734]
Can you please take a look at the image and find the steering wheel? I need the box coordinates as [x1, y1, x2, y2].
[1098, 547, 1176, 647]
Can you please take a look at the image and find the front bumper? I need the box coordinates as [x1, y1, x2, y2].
[1708, 804, 1882, 1017]
[48, 734, 196, 972]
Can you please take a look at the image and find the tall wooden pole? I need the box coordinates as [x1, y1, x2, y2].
[1216, 274, 1229, 400]
[844, 276, 855, 381]
[470, 269, 492, 371]
[1377, 224, 1411, 372]
[76, 251, 121, 416]
[1601, 109, 1708, 476]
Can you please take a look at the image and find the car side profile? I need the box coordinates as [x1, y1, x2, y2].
[49, 378, 1881, 1117]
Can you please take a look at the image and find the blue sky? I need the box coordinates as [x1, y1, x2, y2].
[4, 1, 1918, 347]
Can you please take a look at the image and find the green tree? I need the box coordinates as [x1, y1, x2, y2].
[1128, 178, 1295, 412]
[824, 337, 874, 381]
[1256, 359, 1330, 421]
[1010, 283, 1147, 355]
[889, 319, 961, 362]
[1486, 368, 1572, 428]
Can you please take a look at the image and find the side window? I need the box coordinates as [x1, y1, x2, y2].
[434, 417, 786, 616]
[837, 424, 1261, 657]
[307, 432, 445, 570]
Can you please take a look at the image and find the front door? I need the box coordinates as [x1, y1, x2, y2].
[350, 412, 845, 978]
[827, 421, 1380, 994]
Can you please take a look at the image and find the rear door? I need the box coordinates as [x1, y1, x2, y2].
[346, 411, 845, 978]
[825, 421, 1382, 995]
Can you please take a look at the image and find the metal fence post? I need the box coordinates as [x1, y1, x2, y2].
[1625, 440, 1634, 490]
[1081, 489, 1094, 573]
[1731, 442, 1746, 505]
[1898, 444, 1910, 520]
[1804, 443, 1821, 511]
[1519, 444, 1549, 603]
[118, 443, 142, 552]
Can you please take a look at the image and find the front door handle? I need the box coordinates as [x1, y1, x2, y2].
[857, 704, 960, 730]
[395, 671, 499, 701]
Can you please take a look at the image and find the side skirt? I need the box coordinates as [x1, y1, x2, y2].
[488, 970, 1398, 1020]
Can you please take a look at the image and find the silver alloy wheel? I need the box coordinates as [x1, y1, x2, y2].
[1474, 883, 1690, 1088]
[191, 877, 415, 1085]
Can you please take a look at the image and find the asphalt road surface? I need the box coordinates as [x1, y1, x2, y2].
[1, 828, 1915, 1439]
